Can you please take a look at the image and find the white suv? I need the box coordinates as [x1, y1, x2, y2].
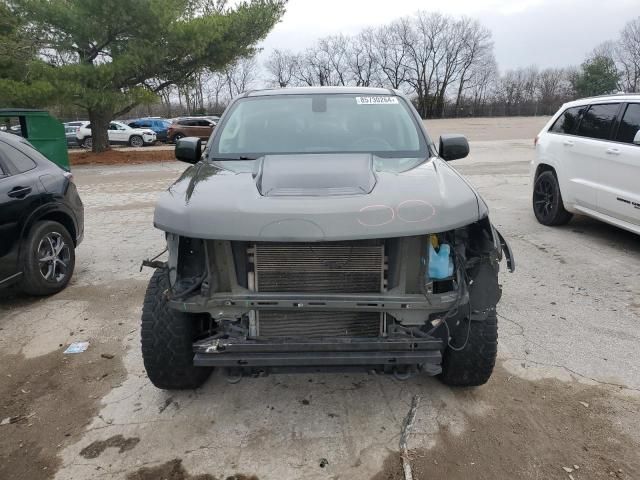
[76, 121, 156, 149]
[532, 94, 640, 235]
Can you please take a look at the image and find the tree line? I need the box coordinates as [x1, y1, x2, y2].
[3, 2, 639, 149]
[155, 11, 639, 120]
[265, 12, 639, 117]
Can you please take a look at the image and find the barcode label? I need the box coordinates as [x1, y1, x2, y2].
[355, 96, 399, 105]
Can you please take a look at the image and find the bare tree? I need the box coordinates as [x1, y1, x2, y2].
[295, 39, 348, 87]
[264, 49, 298, 87]
[224, 56, 258, 98]
[398, 13, 442, 118]
[374, 22, 410, 90]
[295, 47, 329, 86]
[317, 34, 350, 86]
[495, 69, 527, 115]
[453, 19, 493, 114]
[537, 68, 571, 114]
[617, 17, 640, 92]
[459, 56, 498, 116]
[347, 28, 381, 87]
[204, 70, 229, 113]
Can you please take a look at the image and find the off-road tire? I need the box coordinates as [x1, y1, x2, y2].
[439, 312, 498, 387]
[20, 221, 75, 296]
[533, 171, 572, 226]
[141, 268, 213, 390]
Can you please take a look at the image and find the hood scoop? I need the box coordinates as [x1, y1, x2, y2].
[256, 153, 377, 197]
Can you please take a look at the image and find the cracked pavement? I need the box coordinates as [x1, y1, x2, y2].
[1, 117, 639, 479]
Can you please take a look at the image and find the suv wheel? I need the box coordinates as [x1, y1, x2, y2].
[82, 137, 93, 149]
[172, 133, 185, 143]
[141, 268, 213, 390]
[439, 312, 498, 387]
[129, 135, 144, 148]
[533, 171, 572, 226]
[20, 221, 75, 296]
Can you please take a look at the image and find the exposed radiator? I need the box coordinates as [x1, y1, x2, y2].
[252, 241, 385, 293]
[257, 311, 381, 337]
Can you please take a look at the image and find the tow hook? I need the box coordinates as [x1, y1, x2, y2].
[139, 248, 168, 272]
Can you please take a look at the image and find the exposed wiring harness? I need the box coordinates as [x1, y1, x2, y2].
[422, 243, 474, 351]
[169, 272, 207, 301]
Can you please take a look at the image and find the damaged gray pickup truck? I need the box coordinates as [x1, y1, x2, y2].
[141, 87, 514, 390]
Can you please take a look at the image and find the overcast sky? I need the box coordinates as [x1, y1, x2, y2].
[257, 0, 638, 71]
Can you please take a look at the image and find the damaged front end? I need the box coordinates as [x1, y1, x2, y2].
[148, 216, 513, 378]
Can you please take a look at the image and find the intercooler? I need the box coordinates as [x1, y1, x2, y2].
[250, 241, 386, 337]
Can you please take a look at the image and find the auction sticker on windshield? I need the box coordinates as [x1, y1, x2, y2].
[355, 96, 399, 105]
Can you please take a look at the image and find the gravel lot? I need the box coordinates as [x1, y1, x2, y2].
[1, 116, 639, 480]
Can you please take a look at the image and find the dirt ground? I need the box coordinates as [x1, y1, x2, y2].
[424, 115, 550, 142]
[2, 115, 639, 480]
[69, 148, 175, 166]
[373, 366, 639, 480]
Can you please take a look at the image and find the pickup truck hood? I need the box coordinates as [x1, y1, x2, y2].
[154, 156, 481, 241]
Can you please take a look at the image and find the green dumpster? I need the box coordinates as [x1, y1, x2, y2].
[0, 108, 70, 170]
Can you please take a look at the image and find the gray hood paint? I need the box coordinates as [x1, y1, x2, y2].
[153, 156, 481, 241]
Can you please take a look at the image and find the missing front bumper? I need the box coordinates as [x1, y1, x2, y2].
[170, 291, 460, 315]
[192, 335, 443, 373]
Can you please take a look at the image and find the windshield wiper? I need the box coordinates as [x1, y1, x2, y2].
[209, 155, 256, 161]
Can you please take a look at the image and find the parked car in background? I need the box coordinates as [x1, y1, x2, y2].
[0, 131, 84, 295]
[532, 94, 640, 235]
[76, 121, 156, 149]
[0, 125, 23, 136]
[64, 122, 85, 147]
[167, 117, 216, 143]
[127, 118, 172, 142]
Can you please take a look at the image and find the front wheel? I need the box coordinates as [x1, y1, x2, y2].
[141, 268, 213, 390]
[20, 221, 75, 296]
[129, 135, 144, 147]
[439, 312, 498, 387]
[533, 171, 572, 226]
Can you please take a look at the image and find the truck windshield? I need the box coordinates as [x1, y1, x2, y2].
[210, 94, 429, 161]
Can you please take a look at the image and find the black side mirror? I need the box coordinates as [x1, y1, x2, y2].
[175, 137, 202, 164]
[439, 134, 469, 161]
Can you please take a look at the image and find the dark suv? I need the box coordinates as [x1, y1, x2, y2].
[0, 131, 84, 295]
[141, 87, 514, 390]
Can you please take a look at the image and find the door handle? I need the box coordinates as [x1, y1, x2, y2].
[606, 148, 620, 155]
[7, 186, 32, 198]
[563, 140, 574, 147]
